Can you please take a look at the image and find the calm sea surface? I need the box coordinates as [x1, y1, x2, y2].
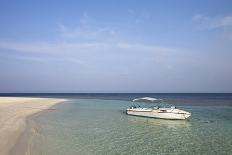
[3, 93, 232, 155]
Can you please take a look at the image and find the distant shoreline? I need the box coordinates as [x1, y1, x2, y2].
[0, 97, 66, 155]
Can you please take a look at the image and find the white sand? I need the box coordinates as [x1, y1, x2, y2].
[0, 97, 66, 155]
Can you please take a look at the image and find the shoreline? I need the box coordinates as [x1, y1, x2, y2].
[0, 97, 67, 155]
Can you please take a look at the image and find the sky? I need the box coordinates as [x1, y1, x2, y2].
[0, 0, 232, 93]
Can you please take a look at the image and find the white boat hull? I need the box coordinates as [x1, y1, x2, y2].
[127, 109, 191, 120]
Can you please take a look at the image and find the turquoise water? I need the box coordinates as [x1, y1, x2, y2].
[28, 96, 232, 155]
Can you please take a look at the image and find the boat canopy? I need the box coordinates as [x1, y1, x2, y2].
[132, 97, 162, 102]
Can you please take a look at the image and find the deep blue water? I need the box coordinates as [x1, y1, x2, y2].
[1, 93, 232, 106]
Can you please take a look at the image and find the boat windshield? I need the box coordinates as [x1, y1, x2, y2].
[132, 97, 174, 108]
[132, 97, 162, 102]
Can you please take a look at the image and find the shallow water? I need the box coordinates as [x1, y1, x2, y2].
[26, 95, 232, 155]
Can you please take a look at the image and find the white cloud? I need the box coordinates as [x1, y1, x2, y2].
[128, 9, 135, 15]
[193, 14, 232, 29]
[193, 14, 232, 41]
[127, 10, 151, 24]
[0, 12, 192, 70]
[80, 12, 89, 25]
[57, 12, 118, 40]
[0, 51, 86, 66]
[0, 39, 193, 72]
[0, 41, 111, 53]
[136, 13, 151, 24]
[117, 43, 177, 52]
[58, 26, 117, 40]
[0, 40, 184, 56]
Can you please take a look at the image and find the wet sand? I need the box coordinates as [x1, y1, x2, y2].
[0, 97, 66, 155]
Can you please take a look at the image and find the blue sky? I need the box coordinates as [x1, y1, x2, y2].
[0, 0, 232, 93]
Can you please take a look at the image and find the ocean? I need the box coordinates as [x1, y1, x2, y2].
[2, 93, 232, 155]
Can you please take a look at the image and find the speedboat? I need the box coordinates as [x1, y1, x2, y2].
[126, 97, 191, 120]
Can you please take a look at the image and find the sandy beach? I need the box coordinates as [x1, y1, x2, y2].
[0, 97, 66, 155]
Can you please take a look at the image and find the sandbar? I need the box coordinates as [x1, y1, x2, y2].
[0, 97, 66, 155]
